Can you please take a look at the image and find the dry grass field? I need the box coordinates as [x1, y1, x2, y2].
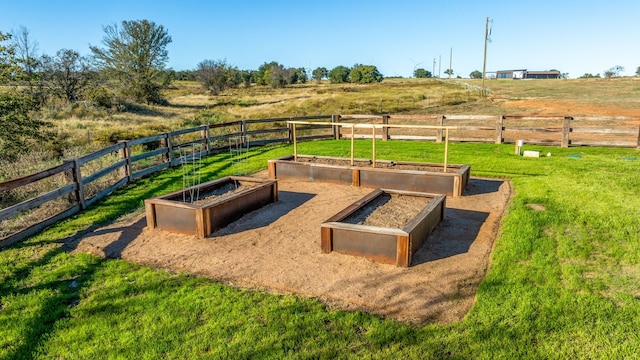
[5, 76, 638, 186]
[468, 77, 640, 116]
[49, 77, 640, 152]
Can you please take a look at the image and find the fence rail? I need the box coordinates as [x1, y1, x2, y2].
[1, 113, 639, 248]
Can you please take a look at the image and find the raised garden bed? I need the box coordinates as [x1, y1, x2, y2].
[145, 176, 278, 238]
[268, 155, 470, 196]
[321, 188, 446, 267]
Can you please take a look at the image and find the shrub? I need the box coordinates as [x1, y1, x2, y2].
[83, 86, 115, 108]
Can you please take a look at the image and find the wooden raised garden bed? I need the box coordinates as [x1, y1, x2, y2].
[321, 188, 446, 267]
[145, 176, 278, 238]
[268, 155, 470, 196]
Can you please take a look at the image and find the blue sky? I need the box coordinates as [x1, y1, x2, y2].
[2, 0, 639, 78]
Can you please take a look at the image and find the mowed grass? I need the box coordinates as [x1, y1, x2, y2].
[1, 140, 640, 359]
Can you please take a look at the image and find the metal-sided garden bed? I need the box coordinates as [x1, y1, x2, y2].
[268, 155, 470, 196]
[145, 176, 278, 238]
[321, 188, 446, 267]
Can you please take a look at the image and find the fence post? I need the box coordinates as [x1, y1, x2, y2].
[287, 122, 293, 143]
[118, 140, 131, 184]
[160, 133, 173, 164]
[201, 125, 211, 154]
[496, 115, 504, 144]
[63, 158, 85, 210]
[240, 120, 246, 146]
[636, 124, 640, 150]
[562, 116, 572, 148]
[331, 114, 342, 140]
[436, 115, 445, 143]
[382, 115, 389, 141]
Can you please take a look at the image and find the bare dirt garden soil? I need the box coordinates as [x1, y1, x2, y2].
[72, 171, 511, 325]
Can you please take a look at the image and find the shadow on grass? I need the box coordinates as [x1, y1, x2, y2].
[0, 244, 104, 360]
[166, 102, 208, 110]
[0, 146, 294, 358]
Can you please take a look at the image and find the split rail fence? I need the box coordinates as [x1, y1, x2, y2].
[1, 114, 639, 248]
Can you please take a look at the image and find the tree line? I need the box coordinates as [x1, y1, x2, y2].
[579, 65, 631, 79]
[3, 18, 633, 162]
[0, 20, 390, 161]
[4, 19, 389, 107]
[190, 60, 384, 95]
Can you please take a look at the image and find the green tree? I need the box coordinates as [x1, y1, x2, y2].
[0, 31, 45, 161]
[173, 70, 196, 81]
[603, 65, 624, 78]
[312, 67, 327, 83]
[255, 61, 281, 86]
[267, 63, 289, 88]
[39, 49, 93, 102]
[349, 64, 383, 84]
[636, 66, 640, 76]
[195, 59, 241, 95]
[328, 65, 350, 83]
[0, 31, 19, 82]
[413, 68, 431, 78]
[240, 70, 254, 88]
[469, 70, 482, 79]
[548, 69, 568, 79]
[444, 68, 454, 77]
[0, 92, 45, 160]
[288, 67, 307, 84]
[579, 73, 601, 78]
[90, 19, 172, 104]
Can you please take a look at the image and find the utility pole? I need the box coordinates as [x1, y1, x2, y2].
[482, 16, 491, 98]
[438, 55, 441, 78]
[433, 58, 436, 77]
[449, 47, 453, 79]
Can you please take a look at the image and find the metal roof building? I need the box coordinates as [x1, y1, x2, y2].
[495, 69, 561, 79]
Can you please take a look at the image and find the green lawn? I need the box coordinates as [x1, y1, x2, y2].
[1, 140, 639, 359]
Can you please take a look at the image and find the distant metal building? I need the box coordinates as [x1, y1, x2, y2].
[495, 69, 561, 79]
[496, 69, 527, 79]
[523, 71, 561, 79]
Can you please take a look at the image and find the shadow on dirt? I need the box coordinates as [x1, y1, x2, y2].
[411, 208, 489, 265]
[464, 178, 504, 195]
[211, 190, 316, 236]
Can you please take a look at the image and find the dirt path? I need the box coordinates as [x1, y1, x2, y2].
[72, 174, 511, 325]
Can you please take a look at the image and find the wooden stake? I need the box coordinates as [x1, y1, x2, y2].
[444, 128, 449, 172]
[293, 123, 297, 161]
[350, 125, 355, 166]
[372, 126, 376, 168]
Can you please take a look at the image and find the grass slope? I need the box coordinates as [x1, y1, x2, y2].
[1, 140, 639, 359]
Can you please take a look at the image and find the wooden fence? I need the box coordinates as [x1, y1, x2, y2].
[1, 113, 638, 248]
[0, 115, 333, 248]
[335, 114, 640, 148]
